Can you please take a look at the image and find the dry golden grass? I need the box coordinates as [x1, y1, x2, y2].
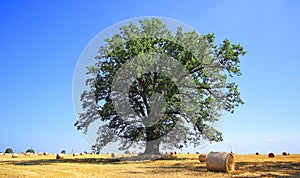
[0, 153, 299, 177]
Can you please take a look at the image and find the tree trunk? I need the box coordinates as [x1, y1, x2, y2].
[144, 140, 160, 155]
[143, 126, 161, 155]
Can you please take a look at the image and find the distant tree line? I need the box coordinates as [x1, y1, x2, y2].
[2, 147, 35, 154]
[1, 148, 89, 154]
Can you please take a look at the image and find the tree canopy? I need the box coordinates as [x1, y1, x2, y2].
[74, 18, 246, 154]
[5, 148, 13, 153]
[26, 148, 35, 154]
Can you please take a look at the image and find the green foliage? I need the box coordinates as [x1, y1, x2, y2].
[75, 18, 246, 154]
[5, 148, 13, 153]
[61, 150, 66, 154]
[26, 148, 35, 154]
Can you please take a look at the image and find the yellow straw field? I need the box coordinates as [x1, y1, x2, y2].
[0, 153, 299, 177]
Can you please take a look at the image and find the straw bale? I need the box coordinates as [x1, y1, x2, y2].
[206, 152, 235, 173]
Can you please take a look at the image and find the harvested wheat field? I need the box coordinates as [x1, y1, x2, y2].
[0, 153, 300, 177]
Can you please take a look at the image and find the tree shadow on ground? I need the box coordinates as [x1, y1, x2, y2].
[1, 154, 180, 166]
[3, 158, 121, 166]
[124, 161, 212, 176]
[1, 155, 184, 166]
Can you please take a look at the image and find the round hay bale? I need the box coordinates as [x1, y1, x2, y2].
[268, 152, 276, 157]
[73, 152, 79, 156]
[24, 152, 31, 156]
[255, 152, 260, 155]
[43, 152, 49, 156]
[170, 152, 174, 156]
[199, 154, 207, 162]
[174, 151, 177, 155]
[196, 152, 200, 154]
[111, 153, 116, 158]
[38, 152, 43, 156]
[0, 153, 4, 156]
[56, 154, 64, 159]
[282, 152, 288, 156]
[12, 153, 19, 158]
[206, 152, 235, 173]
[80, 152, 85, 156]
[161, 154, 177, 160]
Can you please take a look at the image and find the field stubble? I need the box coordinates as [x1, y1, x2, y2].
[0, 153, 300, 177]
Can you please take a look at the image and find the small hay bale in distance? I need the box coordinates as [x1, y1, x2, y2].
[268, 152, 276, 157]
[199, 154, 207, 162]
[12, 153, 19, 158]
[24, 152, 31, 156]
[111, 153, 116, 158]
[0, 153, 4, 156]
[196, 152, 200, 154]
[174, 151, 177, 155]
[282, 151, 288, 156]
[255, 152, 260, 155]
[80, 152, 85, 156]
[56, 154, 64, 159]
[73, 152, 79, 156]
[38, 152, 43, 156]
[161, 154, 177, 160]
[43, 152, 49, 156]
[206, 152, 235, 173]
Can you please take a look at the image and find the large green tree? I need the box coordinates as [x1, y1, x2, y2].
[75, 18, 246, 155]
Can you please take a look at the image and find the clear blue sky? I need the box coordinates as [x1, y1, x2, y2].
[1, 0, 299, 154]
